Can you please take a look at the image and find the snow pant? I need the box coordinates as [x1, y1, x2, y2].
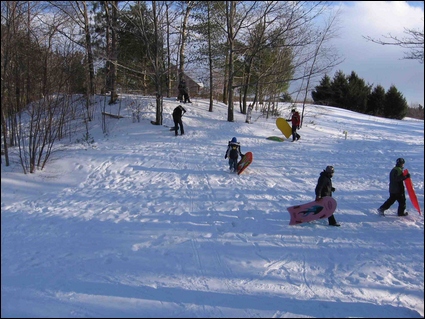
[379, 193, 406, 215]
[173, 117, 184, 136]
[183, 92, 191, 103]
[178, 89, 185, 102]
[292, 126, 300, 141]
[229, 158, 238, 172]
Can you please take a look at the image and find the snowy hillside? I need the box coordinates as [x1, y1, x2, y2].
[1, 95, 424, 318]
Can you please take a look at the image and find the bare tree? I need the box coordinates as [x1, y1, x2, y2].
[298, 9, 343, 127]
[1, 1, 44, 167]
[102, 1, 119, 104]
[48, 1, 96, 98]
[164, 1, 176, 98]
[199, 1, 343, 122]
[1, 1, 89, 173]
[177, 1, 197, 81]
[224, 1, 262, 122]
[118, 1, 167, 125]
[0, 1, 25, 166]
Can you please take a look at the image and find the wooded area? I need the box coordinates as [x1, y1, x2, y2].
[1, 1, 422, 173]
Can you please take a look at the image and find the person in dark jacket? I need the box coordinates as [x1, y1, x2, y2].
[315, 165, 340, 226]
[224, 137, 244, 173]
[377, 158, 410, 216]
[172, 105, 187, 136]
[178, 79, 191, 103]
[288, 109, 301, 142]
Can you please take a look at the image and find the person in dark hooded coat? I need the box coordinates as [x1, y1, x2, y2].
[178, 79, 191, 103]
[315, 165, 340, 226]
[377, 158, 410, 216]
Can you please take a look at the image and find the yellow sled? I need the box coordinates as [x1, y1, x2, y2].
[276, 118, 292, 139]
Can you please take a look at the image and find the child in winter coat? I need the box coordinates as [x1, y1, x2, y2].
[288, 109, 301, 142]
[224, 137, 244, 172]
[377, 158, 410, 216]
[315, 165, 340, 226]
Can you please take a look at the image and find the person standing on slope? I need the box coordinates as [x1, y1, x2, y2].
[178, 79, 192, 103]
[224, 137, 244, 173]
[377, 158, 410, 216]
[172, 105, 187, 136]
[288, 109, 301, 142]
[315, 165, 340, 226]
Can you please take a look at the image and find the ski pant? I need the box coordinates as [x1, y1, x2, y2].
[229, 158, 238, 171]
[173, 117, 184, 135]
[292, 126, 300, 141]
[183, 92, 191, 103]
[379, 193, 406, 215]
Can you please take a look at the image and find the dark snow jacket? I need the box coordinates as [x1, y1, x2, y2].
[315, 171, 334, 198]
[173, 105, 186, 120]
[225, 142, 243, 160]
[178, 80, 188, 94]
[389, 165, 407, 194]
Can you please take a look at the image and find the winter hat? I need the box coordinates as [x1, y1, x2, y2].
[396, 158, 405, 166]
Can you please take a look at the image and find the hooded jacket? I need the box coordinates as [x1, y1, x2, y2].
[315, 171, 333, 198]
[389, 165, 407, 194]
[225, 142, 243, 160]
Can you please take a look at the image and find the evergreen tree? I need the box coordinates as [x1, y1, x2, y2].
[346, 71, 371, 113]
[366, 85, 386, 115]
[330, 70, 349, 108]
[311, 74, 333, 105]
[384, 85, 408, 119]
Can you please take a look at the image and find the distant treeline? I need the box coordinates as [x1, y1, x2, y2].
[311, 70, 424, 120]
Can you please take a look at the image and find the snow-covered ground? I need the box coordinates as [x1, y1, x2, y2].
[1, 95, 423, 318]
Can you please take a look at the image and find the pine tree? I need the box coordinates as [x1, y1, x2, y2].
[384, 85, 408, 119]
[346, 71, 371, 113]
[366, 85, 386, 116]
[311, 74, 333, 105]
[330, 70, 349, 108]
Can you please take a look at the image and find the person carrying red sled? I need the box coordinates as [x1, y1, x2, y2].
[377, 158, 410, 217]
[224, 137, 244, 173]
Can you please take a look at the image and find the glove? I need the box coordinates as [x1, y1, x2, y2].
[331, 187, 335, 192]
[241, 154, 245, 158]
[297, 126, 300, 129]
[225, 155, 227, 159]
[405, 173, 410, 179]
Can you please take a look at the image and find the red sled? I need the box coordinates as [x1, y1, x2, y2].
[287, 196, 337, 225]
[403, 169, 421, 215]
[237, 152, 253, 175]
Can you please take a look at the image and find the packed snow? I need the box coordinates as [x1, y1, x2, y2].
[1, 95, 423, 318]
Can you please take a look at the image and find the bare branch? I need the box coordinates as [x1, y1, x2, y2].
[363, 26, 424, 64]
